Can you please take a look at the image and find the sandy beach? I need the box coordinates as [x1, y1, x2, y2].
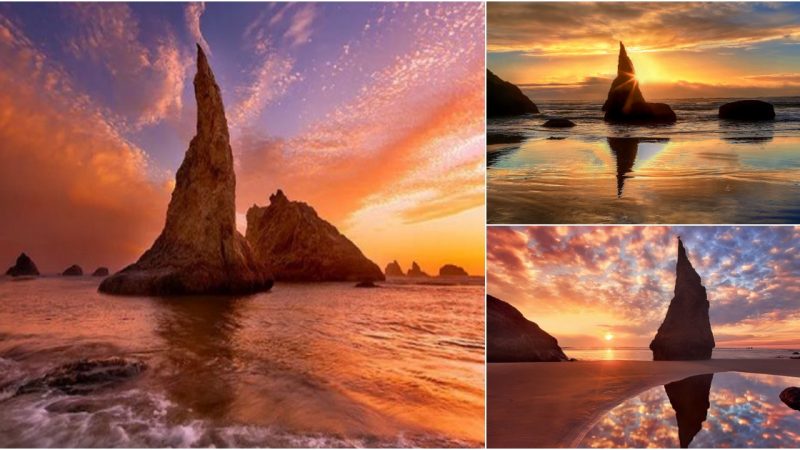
[487, 359, 800, 448]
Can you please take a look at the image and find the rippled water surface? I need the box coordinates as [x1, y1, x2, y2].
[580, 372, 800, 448]
[0, 278, 484, 447]
[488, 98, 800, 224]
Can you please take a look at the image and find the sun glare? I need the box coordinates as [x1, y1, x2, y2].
[604, 332, 614, 342]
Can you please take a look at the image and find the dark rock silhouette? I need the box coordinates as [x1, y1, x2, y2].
[487, 294, 569, 362]
[245, 190, 384, 282]
[664, 373, 714, 448]
[14, 357, 145, 396]
[487, 69, 539, 117]
[543, 118, 575, 128]
[719, 100, 775, 121]
[355, 280, 378, 288]
[5, 252, 39, 277]
[602, 42, 676, 124]
[439, 264, 469, 277]
[91, 267, 109, 277]
[62, 265, 83, 276]
[384, 260, 404, 277]
[650, 238, 715, 360]
[99, 45, 271, 295]
[780, 387, 800, 411]
[407, 261, 429, 277]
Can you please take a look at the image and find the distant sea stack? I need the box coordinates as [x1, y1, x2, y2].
[719, 100, 775, 121]
[245, 190, 384, 282]
[99, 45, 271, 296]
[385, 260, 404, 277]
[487, 294, 569, 362]
[407, 262, 429, 277]
[92, 267, 109, 277]
[602, 42, 676, 124]
[439, 264, 468, 277]
[62, 265, 83, 276]
[650, 238, 715, 360]
[487, 69, 539, 118]
[5, 253, 39, 277]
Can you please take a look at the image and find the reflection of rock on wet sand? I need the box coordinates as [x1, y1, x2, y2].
[664, 373, 714, 448]
[607, 137, 669, 197]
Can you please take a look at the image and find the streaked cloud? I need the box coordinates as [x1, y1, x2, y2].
[185, 2, 211, 55]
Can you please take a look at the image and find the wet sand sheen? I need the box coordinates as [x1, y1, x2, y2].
[487, 359, 800, 448]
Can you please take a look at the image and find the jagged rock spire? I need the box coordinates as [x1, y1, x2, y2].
[617, 42, 635, 76]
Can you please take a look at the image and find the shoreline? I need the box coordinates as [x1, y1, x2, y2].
[487, 359, 800, 448]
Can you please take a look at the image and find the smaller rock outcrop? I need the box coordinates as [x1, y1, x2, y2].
[602, 42, 676, 124]
[385, 260, 404, 277]
[5, 253, 40, 277]
[487, 69, 539, 117]
[543, 118, 575, 128]
[650, 238, 715, 360]
[488, 295, 569, 362]
[92, 267, 109, 277]
[407, 262, 429, 277]
[439, 264, 469, 277]
[245, 190, 384, 282]
[62, 265, 83, 276]
[14, 357, 145, 396]
[780, 387, 800, 411]
[719, 100, 775, 121]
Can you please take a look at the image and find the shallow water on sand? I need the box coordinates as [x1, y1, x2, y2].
[0, 278, 484, 447]
[487, 98, 800, 224]
[580, 372, 800, 448]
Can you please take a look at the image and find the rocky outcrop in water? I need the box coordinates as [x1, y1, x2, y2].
[487, 294, 569, 362]
[5, 253, 39, 277]
[62, 265, 83, 276]
[719, 100, 775, 121]
[385, 260, 404, 277]
[664, 374, 713, 448]
[487, 69, 539, 118]
[92, 267, 109, 277]
[650, 238, 715, 360]
[99, 45, 271, 295]
[14, 357, 145, 396]
[439, 264, 469, 277]
[780, 387, 800, 411]
[602, 43, 676, 124]
[245, 190, 384, 282]
[407, 262, 429, 277]
[543, 118, 575, 128]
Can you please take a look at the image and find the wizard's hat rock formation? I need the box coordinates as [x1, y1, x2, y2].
[99, 45, 271, 295]
[487, 69, 539, 118]
[245, 190, 384, 282]
[487, 294, 569, 362]
[5, 253, 40, 277]
[602, 42, 676, 124]
[650, 238, 715, 360]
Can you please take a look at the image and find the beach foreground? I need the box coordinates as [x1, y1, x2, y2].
[488, 359, 800, 448]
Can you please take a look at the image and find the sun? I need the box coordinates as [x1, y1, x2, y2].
[604, 332, 614, 342]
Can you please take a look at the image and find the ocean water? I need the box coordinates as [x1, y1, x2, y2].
[564, 347, 800, 362]
[487, 97, 800, 224]
[0, 277, 484, 447]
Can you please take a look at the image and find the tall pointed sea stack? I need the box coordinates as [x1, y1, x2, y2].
[99, 45, 271, 295]
[650, 238, 715, 360]
[602, 42, 676, 124]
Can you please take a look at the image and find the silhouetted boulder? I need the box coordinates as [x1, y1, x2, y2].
[407, 261, 429, 277]
[99, 45, 271, 296]
[245, 190, 385, 282]
[650, 238, 715, 360]
[665, 374, 714, 448]
[15, 357, 145, 396]
[439, 264, 469, 277]
[385, 260, 404, 277]
[91, 267, 109, 277]
[488, 295, 569, 362]
[602, 42, 676, 124]
[719, 100, 775, 121]
[487, 69, 539, 117]
[543, 118, 575, 128]
[62, 265, 83, 276]
[5, 252, 39, 277]
[780, 387, 800, 411]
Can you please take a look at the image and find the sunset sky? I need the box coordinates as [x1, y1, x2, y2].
[488, 2, 800, 100]
[0, 3, 485, 275]
[488, 226, 800, 349]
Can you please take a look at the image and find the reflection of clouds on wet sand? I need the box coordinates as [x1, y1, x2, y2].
[580, 372, 800, 448]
